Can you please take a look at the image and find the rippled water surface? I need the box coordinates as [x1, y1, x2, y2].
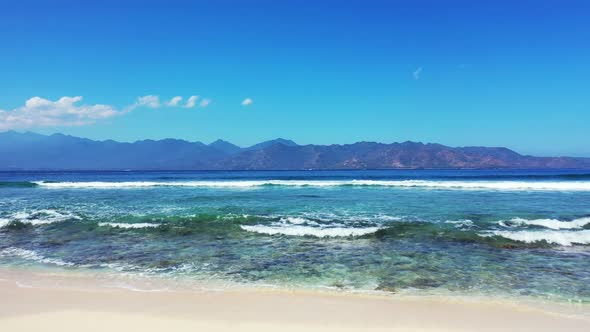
[1, 170, 590, 302]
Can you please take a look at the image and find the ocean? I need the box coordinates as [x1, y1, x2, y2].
[1, 169, 589, 302]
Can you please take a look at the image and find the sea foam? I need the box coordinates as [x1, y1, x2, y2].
[240, 224, 381, 237]
[0, 247, 74, 267]
[98, 222, 161, 229]
[278, 216, 320, 225]
[33, 180, 590, 191]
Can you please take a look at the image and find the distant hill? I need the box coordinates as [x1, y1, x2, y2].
[1, 131, 589, 170]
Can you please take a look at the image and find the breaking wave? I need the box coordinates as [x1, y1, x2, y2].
[32, 180, 590, 191]
[241, 214, 382, 238]
[0, 209, 80, 228]
[2, 209, 589, 248]
[485, 230, 590, 247]
[0, 181, 38, 188]
[501, 217, 590, 230]
[483, 217, 590, 246]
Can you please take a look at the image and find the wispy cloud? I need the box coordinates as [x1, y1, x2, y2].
[413, 67, 423, 80]
[134, 95, 209, 109]
[135, 95, 161, 108]
[199, 99, 211, 108]
[166, 96, 183, 106]
[0, 96, 121, 130]
[241, 98, 253, 106]
[184, 96, 199, 108]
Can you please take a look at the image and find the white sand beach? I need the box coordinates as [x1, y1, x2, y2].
[1, 268, 588, 332]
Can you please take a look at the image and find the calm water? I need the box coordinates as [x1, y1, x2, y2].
[1, 170, 590, 302]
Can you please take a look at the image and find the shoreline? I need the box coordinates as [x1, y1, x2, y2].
[1, 267, 589, 331]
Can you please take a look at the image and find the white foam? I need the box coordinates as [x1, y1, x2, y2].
[445, 219, 474, 228]
[33, 180, 590, 191]
[0, 209, 80, 228]
[486, 230, 590, 246]
[98, 222, 161, 229]
[96, 262, 141, 272]
[240, 224, 381, 237]
[506, 217, 590, 230]
[297, 212, 402, 224]
[349, 180, 590, 191]
[279, 216, 320, 225]
[0, 247, 75, 266]
[373, 214, 402, 221]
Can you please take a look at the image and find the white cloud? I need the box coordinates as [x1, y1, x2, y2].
[199, 99, 211, 108]
[241, 98, 253, 106]
[184, 95, 199, 108]
[0, 93, 216, 130]
[135, 95, 161, 108]
[413, 67, 423, 80]
[0, 96, 121, 130]
[166, 96, 182, 106]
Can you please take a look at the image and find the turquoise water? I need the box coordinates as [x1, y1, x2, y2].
[1, 170, 590, 302]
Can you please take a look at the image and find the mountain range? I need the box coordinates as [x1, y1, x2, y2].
[1, 131, 589, 170]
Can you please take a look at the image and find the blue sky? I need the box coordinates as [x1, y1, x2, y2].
[0, 0, 589, 156]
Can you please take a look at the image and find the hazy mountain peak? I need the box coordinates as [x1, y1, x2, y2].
[209, 139, 241, 155]
[271, 138, 297, 145]
[245, 138, 298, 151]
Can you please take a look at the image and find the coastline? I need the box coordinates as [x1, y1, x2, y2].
[1, 267, 589, 332]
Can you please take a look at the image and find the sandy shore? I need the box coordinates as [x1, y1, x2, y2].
[1, 268, 589, 332]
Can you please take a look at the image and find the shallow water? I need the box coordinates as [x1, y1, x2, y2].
[1, 170, 590, 302]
